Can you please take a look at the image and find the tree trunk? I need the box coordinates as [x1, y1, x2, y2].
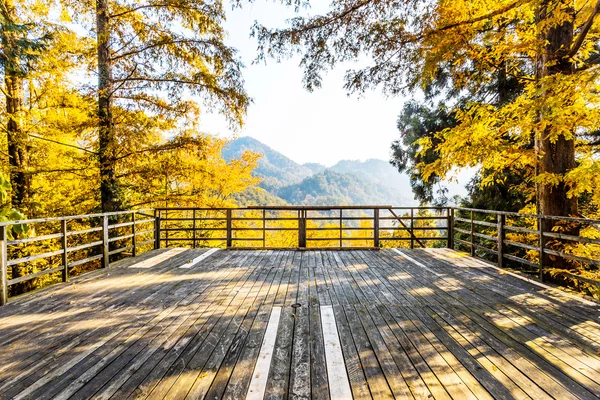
[535, 0, 578, 270]
[96, 0, 120, 212]
[2, 1, 31, 212]
[5, 74, 30, 211]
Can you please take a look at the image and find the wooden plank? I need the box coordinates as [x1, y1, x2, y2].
[343, 305, 394, 399]
[185, 252, 281, 400]
[318, 251, 371, 399]
[2, 248, 600, 400]
[308, 252, 329, 400]
[348, 252, 440, 400]
[178, 248, 220, 269]
[364, 250, 492, 399]
[340, 251, 445, 400]
[336, 252, 417, 399]
[320, 305, 353, 400]
[202, 251, 285, 400]
[128, 248, 187, 268]
[425, 249, 600, 346]
[264, 306, 295, 400]
[226, 250, 289, 400]
[246, 306, 282, 399]
[0, 250, 199, 384]
[289, 250, 311, 400]
[8, 250, 236, 398]
[89, 253, 247, 400]
[106, 251, 259, 400]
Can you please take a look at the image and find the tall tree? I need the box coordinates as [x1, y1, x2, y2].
[0, 0, 49, 212]
[251, 0, 600, 220]
[73, 0, 251, 211]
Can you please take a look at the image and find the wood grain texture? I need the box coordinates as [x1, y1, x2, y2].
[0, 248, 598, 399]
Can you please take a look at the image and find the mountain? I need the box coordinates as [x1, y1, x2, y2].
[222, 136, 313, 190]
[303, 162, 327, 174]
[223, 136, 416, 206]
[330, 159, 411, 192]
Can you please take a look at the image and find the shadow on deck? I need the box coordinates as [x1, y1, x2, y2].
[0, 248, 599, 399]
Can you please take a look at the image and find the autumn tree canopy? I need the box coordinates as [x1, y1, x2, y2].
[251, 0, 600, 219]
[0, 0, 257, 218]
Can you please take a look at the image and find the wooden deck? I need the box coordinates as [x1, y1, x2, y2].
[0, 249, 599, 400]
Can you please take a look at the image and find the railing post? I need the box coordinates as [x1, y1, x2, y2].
[470, 210, 475, 256]
[192, 209, 197, 249]
[538, 215, 545, 282]
[226, 209, 232, 248]
[62, 219, 69, 282]
[262, 209, 266, 248]
[447, 208, 454, 249]
[410, 209, 414, 249]
[131, 212, 137, 257]
[165, 209, 169, 248]
[298, 210, 306, 248]
[373, 208, 380, 248]
[154, 211, 161, 249]
[102, 215, 109, 268]
[0, 226, 7, 306]
[339, 209, 343, 248]
[497, 214, 505, 268]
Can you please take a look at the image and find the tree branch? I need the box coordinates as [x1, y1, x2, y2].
[109, 3, 201, 19]
[568, 0, 600, 58]
[28, 134, 97, 154]
[112, 76, 211, 89]
[111, 39, 211, 62]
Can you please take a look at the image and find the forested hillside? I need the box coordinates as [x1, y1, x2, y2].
[222, 136, 313, 190]
[224, 137, 416, 205]
[330, 159, 411, 192]
[276, 170, 411, 205]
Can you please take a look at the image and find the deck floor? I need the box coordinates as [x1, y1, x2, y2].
[0, 249, 599, 400]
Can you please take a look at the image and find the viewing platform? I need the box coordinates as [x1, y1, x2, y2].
[0, 206, 599, 399]
[1, 248, 599, 399]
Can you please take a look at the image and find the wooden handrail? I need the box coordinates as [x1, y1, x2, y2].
[452, 207, 600, 287]
[0, 209, 156, 305]
[2, 204, 598, 306]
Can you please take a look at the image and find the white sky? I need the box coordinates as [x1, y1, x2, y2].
[200, 1, 473, 199]
[200, 1, 408, 167]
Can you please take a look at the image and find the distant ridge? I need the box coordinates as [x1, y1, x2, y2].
[222, 136, 313, 191]
[330, 158, 411, 191]
[223, 136, 416, 206]
[303, 162, 327, 174]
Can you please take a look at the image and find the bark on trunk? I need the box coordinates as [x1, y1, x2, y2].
[96, 0, 120, 212]
[535, 0, 579, 270]
[5, 74, 30, 211]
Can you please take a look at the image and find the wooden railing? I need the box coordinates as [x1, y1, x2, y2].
[155, 206, 450, 250]
[0, 209, 156, 305]
[452, 207, 600, 285]
[0, 205, 449, 305]
[2, 204, 598, 305]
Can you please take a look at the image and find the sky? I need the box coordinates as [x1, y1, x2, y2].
[200, 1, 472, 198]
[201, 1, 408, 167]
